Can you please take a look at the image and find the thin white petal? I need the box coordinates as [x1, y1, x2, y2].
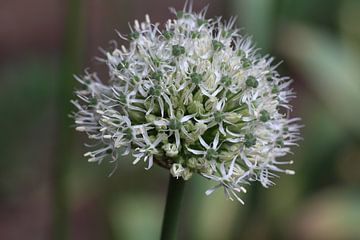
[199, 136, 210, 149]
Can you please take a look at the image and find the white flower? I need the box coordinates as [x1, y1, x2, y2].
[72, 4, 301, 203]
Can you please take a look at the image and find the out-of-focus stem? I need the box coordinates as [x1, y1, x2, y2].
[52, 0, 83, 239]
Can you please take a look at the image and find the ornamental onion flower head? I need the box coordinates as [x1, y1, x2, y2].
[72, 4, 301, 203]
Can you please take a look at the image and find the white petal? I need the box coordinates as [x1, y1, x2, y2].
[205, 184, 222, 196]
[145, 155, 153, 170]
[180, 114, 194, 123]
[158, 97, 165, 117]
[199, 136, 210, 149]
[213, 132, 220, 149]
[186, 147, 206, 155]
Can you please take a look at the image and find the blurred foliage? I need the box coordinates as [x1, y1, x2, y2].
[0, 0, 359, 239]
[0, 57, 57, 198]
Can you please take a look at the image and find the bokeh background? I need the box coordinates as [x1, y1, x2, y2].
[1, 0, 359, 239]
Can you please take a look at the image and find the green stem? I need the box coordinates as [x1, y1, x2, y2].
[160, 175, 186, 240]
[52, 0, 83, 239]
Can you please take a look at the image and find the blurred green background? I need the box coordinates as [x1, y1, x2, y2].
[0, 0, 359, 239]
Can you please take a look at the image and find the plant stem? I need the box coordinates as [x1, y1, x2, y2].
[52, 0, 83, 239]
[160, 175, 186, 240]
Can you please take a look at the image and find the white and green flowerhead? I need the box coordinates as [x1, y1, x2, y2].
[72, 5, 301, 203]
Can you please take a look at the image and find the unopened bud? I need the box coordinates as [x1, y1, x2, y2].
[162, 143, 179, 157]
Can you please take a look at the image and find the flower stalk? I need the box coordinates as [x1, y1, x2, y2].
[53, 0, 83, 239]
[161, 175, 186, 240]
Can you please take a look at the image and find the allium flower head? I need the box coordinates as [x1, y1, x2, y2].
[72, 4, 301, 203]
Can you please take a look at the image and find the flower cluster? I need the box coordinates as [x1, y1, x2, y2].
[72, 6, 301, 203]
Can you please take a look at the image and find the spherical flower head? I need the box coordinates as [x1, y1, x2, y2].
[72, 5, 301, 203]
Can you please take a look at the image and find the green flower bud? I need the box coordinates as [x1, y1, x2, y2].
[221, 76, 232, 87]
[187, 100, 204, 115]
[194, 122, 207, 135]
[131, 76, 140, 84]
[197, 158, 213, 175]
[148, 135, 156, 142]
[88, 97, 97, 106]
[237, 49, 245, 57]
[242, 58, 251, 68]
[276, 137, 284, 148]
[221, 30, 231, 38]
[145, 114, 156, 123]
[206, 149, 218, 160]
[212, 40, 224, 51]
[190, 72, 203, 84]
[204, 97, 218, 111]
[183, 120, 195, 132]
[224, 112, 242, 124]
[149, 85, 162, 97]
[244, 133, 256, 147]
[169, 118, 182, 130]
[144, 99, 160, 114]
[170, 95, 180, 109]
[128, 110, 145, 123]
[191, 31, 200, 39]
[163, 30, 174, 40]
[272, 86, 279, 94]
[172, 45, 185, 56]
[129, 31, 140, 40]
[149, 71, 162, 81]
[196, 18, 207, 27]
[183, 123, 207, 144]
[181, 168, 193, 180]
[117, 60, 129, 70]
[214, 111, 224, 123]
[187, 158, 198, 169]
[193, 90, 203, 102]
[175, 109, 185, 119]
[177, 156, 186, 165]
[123, 128, 133, 141]
[246, 76, 259, 88]
[218, 150, 236, 162]
[152, 57, 161, 67]
[259, 110, 270, 122]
